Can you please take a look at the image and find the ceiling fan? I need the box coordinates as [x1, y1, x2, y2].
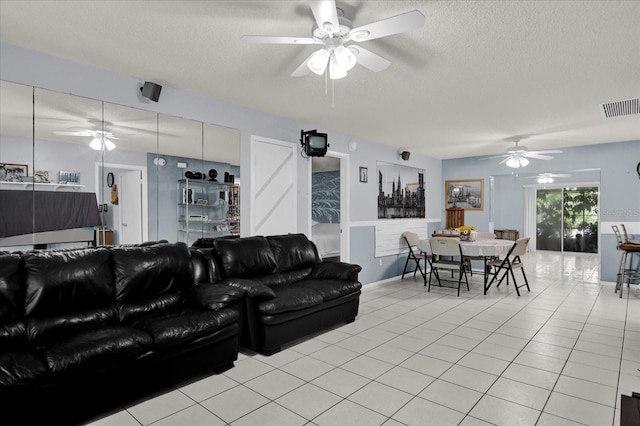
[482, 137, 562, 168]
[53, 128, 119, 151]
[241, 0, 425, 80]
[521, 172, 571, 184]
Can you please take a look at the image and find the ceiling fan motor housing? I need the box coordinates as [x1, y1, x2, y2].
[312, 15, 352, 40]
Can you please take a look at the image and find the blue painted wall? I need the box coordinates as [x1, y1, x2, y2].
[442, 140, 640, 282]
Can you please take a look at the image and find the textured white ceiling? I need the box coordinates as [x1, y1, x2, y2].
[1, 0, 638, 160]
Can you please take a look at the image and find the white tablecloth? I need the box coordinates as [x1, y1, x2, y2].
[418, 238, 514, 257]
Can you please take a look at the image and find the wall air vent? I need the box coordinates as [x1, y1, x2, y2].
[600, 98, 640, 118]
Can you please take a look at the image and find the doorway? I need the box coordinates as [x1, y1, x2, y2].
[95, 162, 148, 245]
[309, 152, 349, 262]
[536, 186, 599, 253]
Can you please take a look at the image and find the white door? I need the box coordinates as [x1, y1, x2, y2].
[118, 170, 144, 244]
[250, 136, 297, 235]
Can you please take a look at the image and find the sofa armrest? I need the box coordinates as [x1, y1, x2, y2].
[312, 262, 362, 281]
[191, 283, 245, 310]
[219, 278, 276, 299]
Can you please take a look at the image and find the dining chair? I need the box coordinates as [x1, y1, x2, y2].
[464, 232, 497, 276]
[428, 237, 469, 296]
[401, 231, 431, 281]
[486, 237, 531, 296]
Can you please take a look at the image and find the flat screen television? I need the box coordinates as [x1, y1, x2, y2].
[302, 130, 328, 157]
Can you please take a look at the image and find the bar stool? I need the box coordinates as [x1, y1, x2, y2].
[613, 225, 640, 298]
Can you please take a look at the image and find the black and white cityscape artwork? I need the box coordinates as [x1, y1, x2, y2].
[377, 161, 425, 219]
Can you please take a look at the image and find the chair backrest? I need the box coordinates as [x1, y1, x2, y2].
[510, 237, 530, 257]
[429, 237, 462, 257]
[402, 231, 420, 247]
[620, 224, 629, 243]
[476, 232, 496, 239]
[612, 225, 622, 246]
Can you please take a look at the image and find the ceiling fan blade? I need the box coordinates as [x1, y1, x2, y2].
[241, 35, 318, 45]
[349, 10, 425, 42]
[308, 0, 340, 34]
[498, 157, 510, 164]
[528, 149, 563, 155]
[479, 154, 509, 160]
[523, 153, 554, 160]
[53, 130, 93, 137]
[348, 46, 390, 72]
[290, 52, 317, 77]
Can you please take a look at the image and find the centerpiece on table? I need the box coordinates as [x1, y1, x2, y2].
[456, 225, 478, 241]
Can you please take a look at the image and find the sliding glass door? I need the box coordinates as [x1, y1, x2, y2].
[536, 186, 599, 253]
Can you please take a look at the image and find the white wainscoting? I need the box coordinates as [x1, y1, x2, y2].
[375, 219, 431, 258]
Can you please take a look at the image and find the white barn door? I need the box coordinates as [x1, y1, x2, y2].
[250, 135, 297, 236]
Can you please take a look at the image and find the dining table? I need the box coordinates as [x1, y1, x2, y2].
[418, 237, 515, 295]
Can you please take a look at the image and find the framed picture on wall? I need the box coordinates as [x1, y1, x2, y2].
[359, 166, 368, 183]
[0, 163, 28, 182]
[445, 179, 484, 210]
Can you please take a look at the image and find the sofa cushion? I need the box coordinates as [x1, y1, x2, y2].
[296, 280, 362, 301]
[0, 253, 23, 323]
[112, 242, 193, 305]
[257, 285, 323, 315]
[23, 248, 113, 318]
[213, 236, 276, 278]
[0, 350, 48, 387]
[133, 308, 239, 349]
[41, 325, 153, 375]
[267, 234, 320, 273]
[28, 307, 119, 346]
[251, 269, 312, 288]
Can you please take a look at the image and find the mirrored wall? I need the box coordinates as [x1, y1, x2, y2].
[0, 80, 240, 249]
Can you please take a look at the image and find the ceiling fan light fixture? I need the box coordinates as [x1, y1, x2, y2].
[334, 45, 356, 71]
[537, 176, 554, 184]
[329, 54, 348, 79]
[89, 137, 102, 151]
[89, 136, 116, 151]
[307, 49, 330, 75]
[104, 138, 116, 151]
[506, 156, 529, 168]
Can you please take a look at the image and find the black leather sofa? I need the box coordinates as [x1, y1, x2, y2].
[0, 242, 243, 425]
[193, 233, 362, 355]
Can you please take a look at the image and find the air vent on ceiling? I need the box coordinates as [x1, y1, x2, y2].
[600, 98, 640, 118]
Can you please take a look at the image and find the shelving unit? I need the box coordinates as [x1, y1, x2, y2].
[177, 178, 239, 245]
[0, 181, 85, 191]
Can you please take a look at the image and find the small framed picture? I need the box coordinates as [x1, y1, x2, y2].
[0, 163, 28, 182]
[34, 170, 49, 183]
[359, 166, 368, 183]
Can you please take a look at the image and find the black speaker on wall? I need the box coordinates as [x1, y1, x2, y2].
[140, 81, 162, 102]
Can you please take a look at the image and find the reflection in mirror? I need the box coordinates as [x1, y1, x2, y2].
[0, 81, 35, 247]
[102, 102, 158, 245]
[0, 79, 241, 249]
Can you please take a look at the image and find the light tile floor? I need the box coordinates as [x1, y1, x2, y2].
[88, 252, 640, 426]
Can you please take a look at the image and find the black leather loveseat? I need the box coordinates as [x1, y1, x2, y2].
[0, 242, 243, 425]
[193, 233, 362, 355]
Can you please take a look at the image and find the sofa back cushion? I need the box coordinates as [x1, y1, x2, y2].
[213, 236, 276, 278]
[24, 248, 114, 317]
[23, 247, 117, 343]
[0, 253, 23, 322]
[267, 234, 320, 273]
[0, 253, 27, 347]
[111, 242, 193, 321]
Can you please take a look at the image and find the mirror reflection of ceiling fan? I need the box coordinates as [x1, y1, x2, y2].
[482, 137, 563, 168]
[53, 128, 119, 151]
[241, 0, 425, 80]
[520, 172, 571, 184]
